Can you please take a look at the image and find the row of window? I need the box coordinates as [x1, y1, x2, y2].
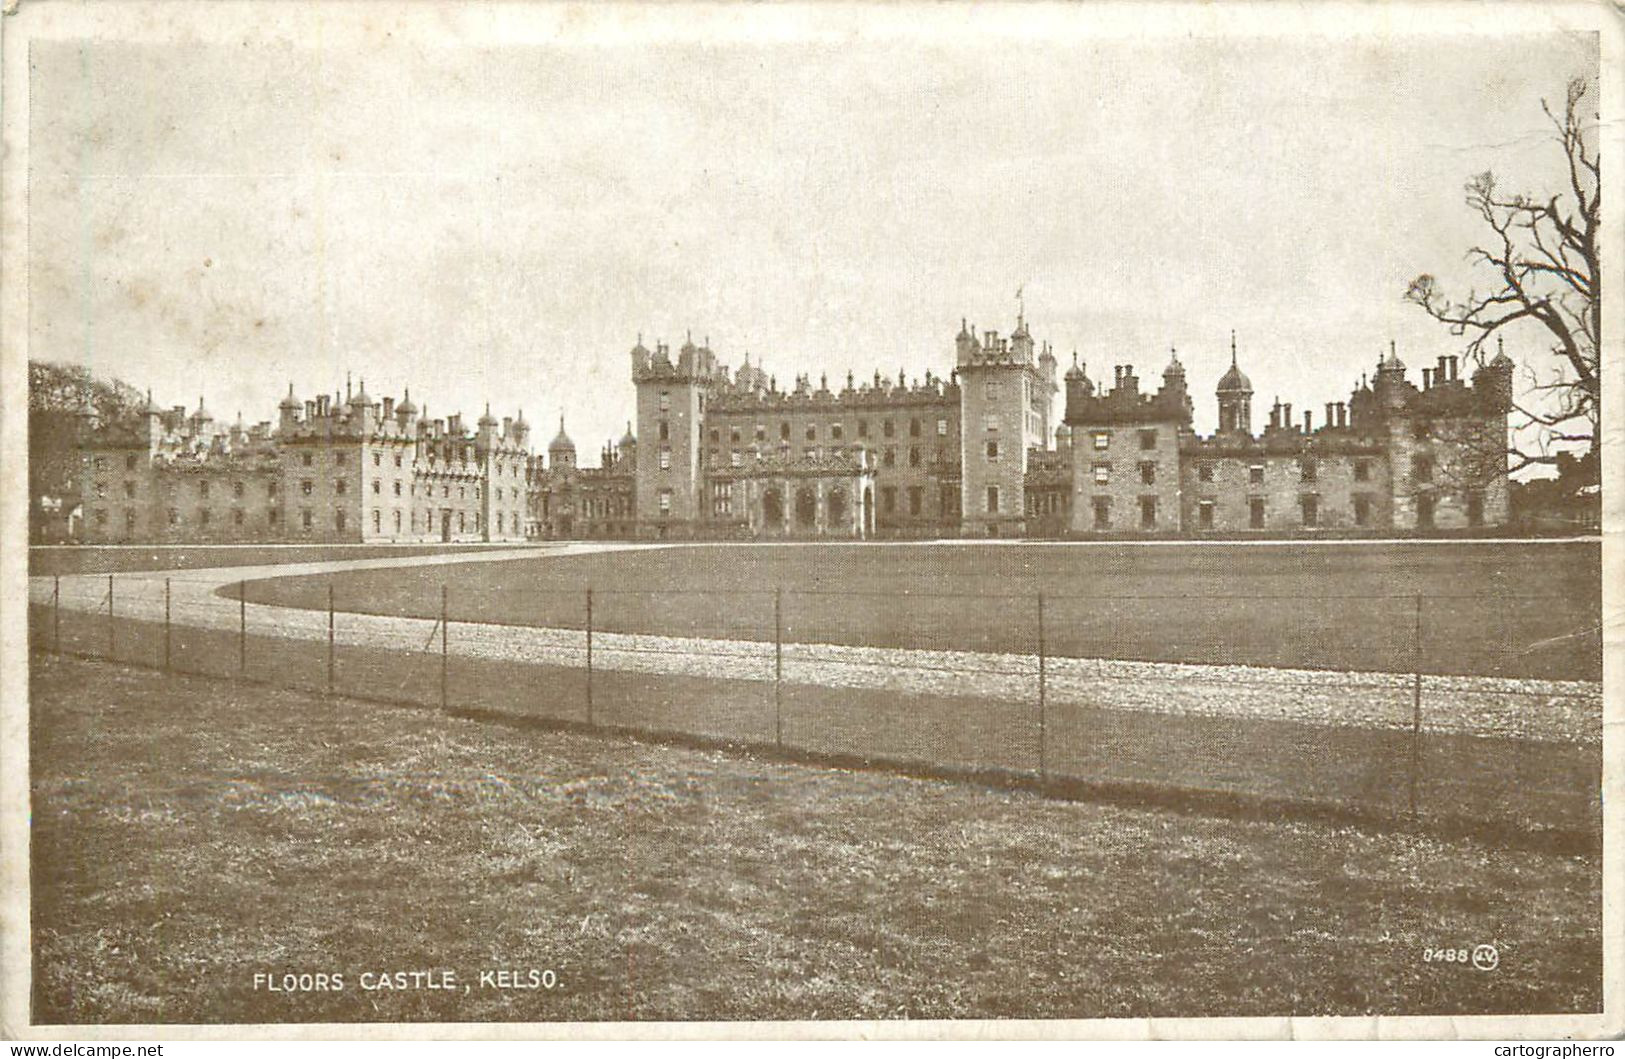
[1084, 429, 1161, 453]
[89, 506, 524, 535]
[696, 444, 957, 470]
[703, 417, 952, 446]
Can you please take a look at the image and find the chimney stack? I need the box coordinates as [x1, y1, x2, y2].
[1448, 355, 1459, 381]
[1422, 368, 1433, 389]
[1325, 403, 1335, 430]
[1303, 409, 1313, 432]
[1283, 403, 1293, 429]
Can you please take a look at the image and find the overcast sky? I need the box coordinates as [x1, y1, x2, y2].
[26, 16, 1598, 458]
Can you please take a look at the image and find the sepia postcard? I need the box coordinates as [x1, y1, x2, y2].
[1, 0, 1620, 1043]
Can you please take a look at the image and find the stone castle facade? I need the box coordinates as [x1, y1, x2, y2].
[76, 381, 534, 543]
[620, 316, 1513, 539]
[75, 313, 1513, 543]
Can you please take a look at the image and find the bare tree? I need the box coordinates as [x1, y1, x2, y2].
[1405, 77, 1599, 476]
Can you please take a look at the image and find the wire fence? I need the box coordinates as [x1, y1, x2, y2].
[29, 571, 1603, 844]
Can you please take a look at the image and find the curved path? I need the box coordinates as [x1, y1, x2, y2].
[29, 543, 1600, 745]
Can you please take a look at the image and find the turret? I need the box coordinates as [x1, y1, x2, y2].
[1373, 340, 1408, 411]
[477, 402, 499, 447]
[1215, 332, 1253, 435]
[143, 389, 164, 448]
[549, 416, 577, 471]
[1010, 311, 1035, 363]
[1063, 352, 1094, 421]
[189, 394, 213, 437]
[1477, 336, 1516, 412]
[395, 388, 419, 434]
[348, 378, 374, 433]
[955, 317, 977, 367]
[630, 334, 651, 378]
[511, 407, 530, 449]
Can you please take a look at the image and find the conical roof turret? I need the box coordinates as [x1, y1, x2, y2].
[549, 416, 575, 452]
[1216, 333, 1252, 392]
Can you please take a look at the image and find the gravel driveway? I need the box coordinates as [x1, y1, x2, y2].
[30, 543, 1601, 746]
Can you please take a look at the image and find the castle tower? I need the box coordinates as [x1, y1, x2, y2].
[1216, 332, 1253, 435]
[957, 312, 1043, 537]
[279, 384, 302, 433]
[348, 378, 375, 434]
[143, 389, 164, 453]
[632, 335, 705, 536]
[395, 388, 419, 435]
[477, 402, 500, 448]
[549, 416, 577, 471]
[1373, 340, 1409, 411]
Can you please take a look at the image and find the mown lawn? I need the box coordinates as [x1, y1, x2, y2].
[30, 654, 1601, 1024]
[236, 540, 1602, 680]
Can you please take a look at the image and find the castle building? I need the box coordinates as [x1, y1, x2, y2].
[74, 312, 1514, 544]
[76, 380, 533, 543]
[529, 421, 637, 539]
[613, 314, 1512, 540]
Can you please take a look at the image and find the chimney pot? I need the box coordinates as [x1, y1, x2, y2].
[1304, 410, 1313, 432]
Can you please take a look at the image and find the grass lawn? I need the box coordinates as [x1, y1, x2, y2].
[30, 654, 1601, 1023]
[237, 540, 1602, 680]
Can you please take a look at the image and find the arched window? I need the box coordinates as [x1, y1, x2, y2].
[827, 488, 847, 525]
[795, 486, 817, 527]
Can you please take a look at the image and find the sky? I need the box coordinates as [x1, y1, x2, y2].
[25, 13, 1599, 463]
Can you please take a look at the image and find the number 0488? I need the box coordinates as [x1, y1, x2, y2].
[1423, 948, 1470, 964]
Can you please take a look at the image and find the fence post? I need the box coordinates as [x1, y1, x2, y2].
[239, 581, 247, 677]
[1037, 590, 1047, 783]
[1409, 593, 1423, 817]
[327, 581, 335, 694]
[585, 587, 594, 726]
[774, 587, 784, 748]
[107, 574, 115, 661]
[440, 584, 448, 712]
[53, 575, 60, 654]
[164, 578, 171, 674]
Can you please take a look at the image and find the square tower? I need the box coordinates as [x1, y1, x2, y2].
[956, 316, 1049, 537]
[632, 335, 708, 537]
